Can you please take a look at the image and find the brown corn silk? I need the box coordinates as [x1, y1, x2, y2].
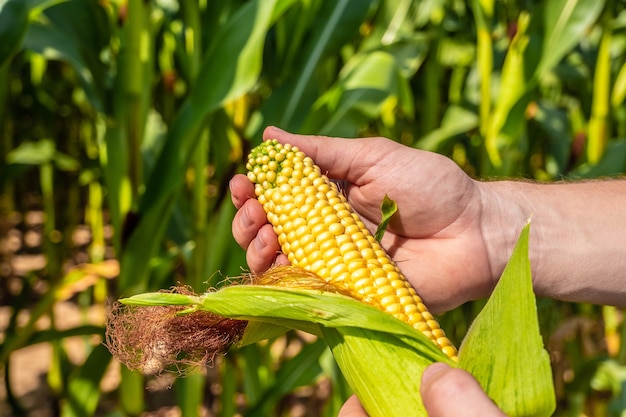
[105, 286, 247, 375]
[105, 268, 348, 375]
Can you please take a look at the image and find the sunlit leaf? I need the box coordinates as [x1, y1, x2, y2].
[121, 282, 451, 416]
[611, 62, 626, 108]
[323, 326, 431, 417]
[245, 339, 327, 417]
[196, 285, 445, 361]
[0, 0, 30, 66]
[62, 344, 111, 417]
[539, 0, 605, 77]
[121, 292, 200, 307]
[458, 223, 555, 417]
[485, 12, 530, 169]
[587, 23, 612, 165]
[120, 0, 278, 294]
[263, 0, 376, 131]
[22, 0, 110, 110]
[7, 139, 80, 171]
[7, 139, 55, 165]
[305, 50, 411, 137]
[374, 194, 397, 242]
[417, 104, 479, 151]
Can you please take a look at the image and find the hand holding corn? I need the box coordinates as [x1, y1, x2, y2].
[236, 128, 626, 310]
[233, 127, 626, 417]
[244, 136, 459, 357]
[231, 128, 525, 416]
[232, 127, 495, 314]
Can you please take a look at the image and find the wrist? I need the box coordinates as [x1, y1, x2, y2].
[475, 180, 535, 292]
[477, 178, 626, 306]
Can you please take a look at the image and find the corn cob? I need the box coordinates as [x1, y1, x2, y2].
[246, 139, 457, 360]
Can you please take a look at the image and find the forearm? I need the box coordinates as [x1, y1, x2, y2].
[479, 179, 626, 306]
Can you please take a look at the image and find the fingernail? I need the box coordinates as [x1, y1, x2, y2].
[266, 126, 286, 137]
[242, 203, 254, 227]
[421, 362, 450, 384]
[253, 233, 266, 251]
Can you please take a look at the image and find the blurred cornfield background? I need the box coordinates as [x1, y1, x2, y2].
[0, 0, 625, 416]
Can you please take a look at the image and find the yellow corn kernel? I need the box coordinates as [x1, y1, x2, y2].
[246, 139, 457, 360]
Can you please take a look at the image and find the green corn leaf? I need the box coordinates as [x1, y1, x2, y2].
[7, 139, 56, 165]
[322, 325, 434, 417]
[175, 373, 205, 417]
[240, 320, 291, 346]
[375, 194, 398, 242]
[121, 292, 200, 307]
[587, 20, 612, 165]
[119, 0, 278, 295]
[538, 0, 605, 77]
[484, 12, 530, 170]
[61, 343, 112, 417]
[245, 338, 327, 417]
[458, 222, 556, 417]
[417, 104, 479, 152]
[304, 51, 410, 137]
[0, 0, 30, 66]
[262, 0, 376, 131]
[22, 0, 110, 110]
[122, 285, 448, 361]
[611, 62, 626, 108]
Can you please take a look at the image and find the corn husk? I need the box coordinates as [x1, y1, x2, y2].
[116, 223, 555, 417]
[458, 222, 555, 417]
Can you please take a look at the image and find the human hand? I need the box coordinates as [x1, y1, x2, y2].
[338, 363, 507, 417]
[231, 127, 498, 312]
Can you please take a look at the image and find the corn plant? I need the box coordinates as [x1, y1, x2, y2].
[1, 0, 625, 415]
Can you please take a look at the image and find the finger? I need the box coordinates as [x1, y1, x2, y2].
[245, 223, 282, 273]
[230, 173, 287, 272]
[262, 126, 394, 184]
[229, 174, 256, 209]
[232, 198, 268, 249]
[338, 395, 369, 417]
[421, 363, 507, 417]
[262, 127, 408, 228]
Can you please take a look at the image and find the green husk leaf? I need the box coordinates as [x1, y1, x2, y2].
[239, 320, 291, 346]
[198, 285, 450, 363]
[198, 285, 450, 417]
[120, 292, 200, 307]
[458, 222, 555, 416]
[322, 325, 432, 416]
[374, 194, 398, 242]
[120, 282, 450, 417]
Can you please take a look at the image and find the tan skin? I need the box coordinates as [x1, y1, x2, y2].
[231, 126, 626, 416]
[232, 128, 496, 313]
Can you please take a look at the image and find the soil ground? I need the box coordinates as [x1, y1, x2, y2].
[0, 210, 328, 416]
[0, 210, 187, 416]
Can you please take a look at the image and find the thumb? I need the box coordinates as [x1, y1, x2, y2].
[338, 395, 369, 417]
[421, 363, 507, 417]
[262, 126, 392, 184]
